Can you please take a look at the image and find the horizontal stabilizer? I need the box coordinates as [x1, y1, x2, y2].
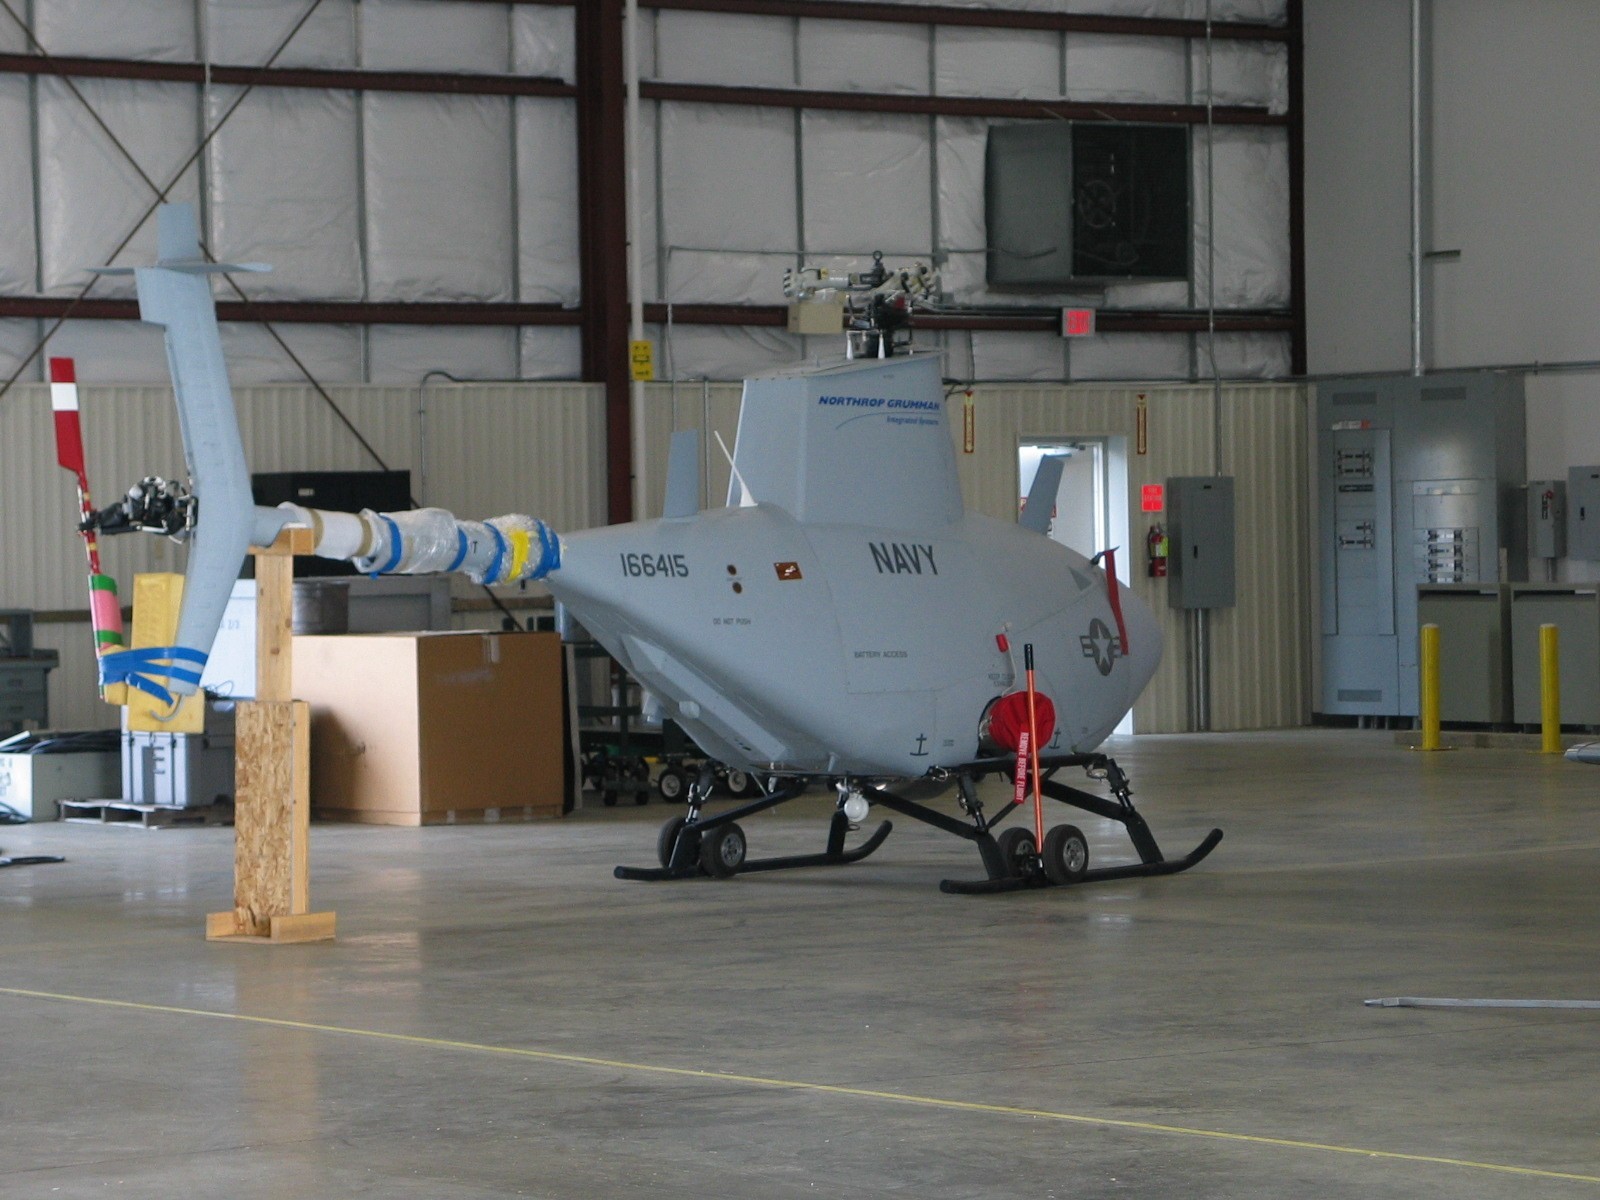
[91, 204, 268, 277]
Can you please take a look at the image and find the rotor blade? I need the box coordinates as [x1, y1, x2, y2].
[49, 356, 86, 479]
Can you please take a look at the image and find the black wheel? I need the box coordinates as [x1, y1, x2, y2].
[698, 822, 747, 878]
[630, 758, 650, 781]
[1042, 824, 1089, 885]
[657, 815, 701, 868]
[601, 760, 628, 806]
[996, 826, 1039, 879]
[656, 766, 688, 803]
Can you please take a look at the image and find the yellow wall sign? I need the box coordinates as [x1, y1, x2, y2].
[629, 340, 655, 382]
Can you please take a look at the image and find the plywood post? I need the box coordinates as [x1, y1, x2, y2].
[208, 526, 335, 945]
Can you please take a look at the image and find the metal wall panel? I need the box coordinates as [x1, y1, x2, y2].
[1, 381, 606, 730]
[1216, 384, 1312, 730]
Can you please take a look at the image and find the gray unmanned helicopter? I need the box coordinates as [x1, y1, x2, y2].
[82, 205, 1220, 893]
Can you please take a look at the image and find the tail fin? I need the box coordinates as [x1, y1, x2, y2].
[94, 203, 274, 698]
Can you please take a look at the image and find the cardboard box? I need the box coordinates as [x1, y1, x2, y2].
[293, 631, 565, 826]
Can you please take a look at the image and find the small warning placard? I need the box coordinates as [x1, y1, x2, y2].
[629, 340, 655, 382]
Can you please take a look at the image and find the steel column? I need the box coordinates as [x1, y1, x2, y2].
[576, 0, 634, 524]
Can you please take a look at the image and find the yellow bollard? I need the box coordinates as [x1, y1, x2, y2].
[1540, 622, 1562, 754]
[1418, 623, 1441, 751]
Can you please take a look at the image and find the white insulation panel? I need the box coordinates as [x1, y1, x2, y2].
[935, 28, 1062, 99]
[204, 0, 358, 69]
[207, 87, 363, 300]
[1066, 35, 1188, 103]
[0, 319, 41, 382]
[1195, 40, 1291, 113]
[516, 98, 581, 306]
[799, 20, 930, 94]
[656, 12, 794, 87]
[359, 0, 511, 73]
[659, 324, 804, 382]
[519, 327, 584, 380]
[661, 104, 797, 304]
[45, 321, 173, 383]
[1070, 333, 1192, 381]
[366, 325, 519, 384]
[0, 77, 36, 294]
[513, 5, 576, 83]
[217, 324, 364, 384]
[34, 0, 195, 61]
[802, 111, 932, 260]
[363, 93, 514, 302]
[1193, 127, 1291, 308]
[37, 78, 200, 297]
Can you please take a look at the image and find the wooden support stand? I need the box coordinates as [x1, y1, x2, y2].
[207, 526, 336, 945]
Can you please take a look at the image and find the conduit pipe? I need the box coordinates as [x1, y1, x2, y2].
[626, 0, 649, 519]
[1410, 0, 1424, 376]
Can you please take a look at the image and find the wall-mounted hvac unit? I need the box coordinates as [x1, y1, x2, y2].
[985, 122, 1190, 288]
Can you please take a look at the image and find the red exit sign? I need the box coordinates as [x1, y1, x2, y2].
[1061, 308, 1096, 337]
[1141, 484, 1165, 512]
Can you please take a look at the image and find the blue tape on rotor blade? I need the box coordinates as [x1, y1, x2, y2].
[375, 513, 404, 576]
[99, 645, 209, 706]
[483, 524, 508, 585]
[445, 527, 469, 574]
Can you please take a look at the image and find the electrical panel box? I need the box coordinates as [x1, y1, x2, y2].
[1317, 373, 1526, 717]
[1528, 480, 1567, 560]
[1565, 467, 1600, 561]
[1166, 477, 1235, 610]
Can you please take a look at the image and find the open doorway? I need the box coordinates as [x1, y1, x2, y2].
[1018, 437, 1133, 733]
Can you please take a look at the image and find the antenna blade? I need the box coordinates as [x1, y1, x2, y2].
[714, 430, 756, 508]
[1019, 454, 1065, 535]
[662, 429, 702, 519]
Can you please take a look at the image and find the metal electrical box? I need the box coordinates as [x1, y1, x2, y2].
[1416, 584, 1511, 724]
[1528, 480, 1567, 560]
[1166, 477, 1235, 609]
[1566, 467, 1600, 561]
[1317, 373, 1526, 717]
[1509, 584, 1600, 726]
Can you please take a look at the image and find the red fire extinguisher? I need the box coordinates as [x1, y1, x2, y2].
[1147, 523, 1169, 578]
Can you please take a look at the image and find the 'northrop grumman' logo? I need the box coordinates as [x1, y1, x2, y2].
[818, 395, 941, 411]
[1079, 618, 1122, 675]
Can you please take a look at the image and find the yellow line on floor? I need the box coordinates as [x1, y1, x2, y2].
[3, 984, 1596, 1185]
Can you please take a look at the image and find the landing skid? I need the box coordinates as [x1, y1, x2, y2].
[613, 754, 1220, 892]
[613, 777, 893, 882]
[934, 754, 1222, 894]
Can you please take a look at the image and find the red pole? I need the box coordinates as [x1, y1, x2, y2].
[1024, 643, 1044, 850]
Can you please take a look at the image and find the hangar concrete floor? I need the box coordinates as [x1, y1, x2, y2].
[3, 728, 1598, 1198]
